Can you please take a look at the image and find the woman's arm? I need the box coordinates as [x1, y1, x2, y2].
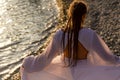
[91, 31, 119, 64]
[22, 30, 62, 73]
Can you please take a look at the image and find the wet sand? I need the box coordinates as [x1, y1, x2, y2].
[8, 0, 120, 79]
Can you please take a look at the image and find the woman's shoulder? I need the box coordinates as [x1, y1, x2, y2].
[53, 29, 63, 40]
[54, 28, 95, 35]
[54, 29, 63, 36]
[54, 28, 96, 37]
[80, 27, 95, 34]
[56, 29, 63, 33]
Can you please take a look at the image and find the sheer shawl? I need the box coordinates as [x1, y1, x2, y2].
[21, 28, 120, 74]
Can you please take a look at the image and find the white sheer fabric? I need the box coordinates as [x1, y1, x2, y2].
[20, 28, 120, 80]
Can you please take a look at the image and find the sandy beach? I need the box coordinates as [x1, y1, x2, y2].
[7, 0, 120, 80]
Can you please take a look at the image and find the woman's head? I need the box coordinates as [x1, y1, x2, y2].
[68, 0, 87, 28]
[62, 0, 88, 66]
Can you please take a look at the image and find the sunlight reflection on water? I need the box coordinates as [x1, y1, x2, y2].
[0, 0, 59, 79]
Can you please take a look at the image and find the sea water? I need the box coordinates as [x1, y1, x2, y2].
[0, 0, 59, 79]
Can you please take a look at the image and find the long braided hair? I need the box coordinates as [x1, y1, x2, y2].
[62, 0, 87, 66]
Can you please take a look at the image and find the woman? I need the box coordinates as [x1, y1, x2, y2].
[20, 0, 120, 80]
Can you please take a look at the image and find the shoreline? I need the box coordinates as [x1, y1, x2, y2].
[6, 0, 120, 79]
[6, 0, 70, 80]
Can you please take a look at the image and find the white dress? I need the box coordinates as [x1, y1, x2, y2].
[20, 28, 120, 80]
